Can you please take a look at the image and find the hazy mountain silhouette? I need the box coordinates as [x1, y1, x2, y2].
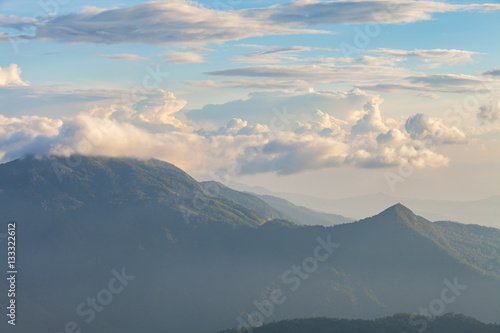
[234, 187, 500, 228]
[219, 313, 500, 333]
[200, 180, 352, 226]
[0, 155, 498, 333]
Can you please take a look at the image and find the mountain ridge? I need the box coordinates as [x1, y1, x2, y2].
[0, 155, 499, 333]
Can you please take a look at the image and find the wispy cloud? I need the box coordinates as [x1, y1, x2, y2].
[2, 0, 322, 47]
[371, 48, 480, 67]
[93, 53, 149, 61]
[358, 74, 499, 93]
[233, 46, 312, 63]
[3, 0, 499, 47]
[162, 51, 205, 64]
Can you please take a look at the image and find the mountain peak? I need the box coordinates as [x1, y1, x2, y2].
[358, 203, 428, 231]
[382, 203, 415, 217]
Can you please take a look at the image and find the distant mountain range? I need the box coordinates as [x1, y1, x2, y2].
[0, 155, 498, 333]
[227, 182, 500, 228]
[200, 180, 352, 227]
[220, 313, 500, 333]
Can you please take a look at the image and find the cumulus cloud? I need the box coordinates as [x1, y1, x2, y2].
[477, 101, 500, 124]
[88, 88, 189, 129]
[186, 88, 374, 127]
[93, 53, 149, 61]
[0, 115, 63, 161]
[237, 134, 349, 175]
[162, 51, 205, 64]
[405, 113, 467, 144]
[293, 109, 347, 137]
[351, 96, 388, 135]
[0, 88, 469, 176]
[0, 115, 211, 170]
[133, 89, 188, 127]
[0, 64, 29, 86]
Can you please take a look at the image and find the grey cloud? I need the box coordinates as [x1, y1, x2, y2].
[481, 69, 500, 77]
[477, 102, 499, 124]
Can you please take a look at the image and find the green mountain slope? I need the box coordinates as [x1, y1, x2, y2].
[0, 155, 266, 228]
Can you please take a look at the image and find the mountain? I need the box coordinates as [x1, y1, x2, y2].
[0, 155, 499, 333]
[0, 155, 267, 228]
[200, 180, 288, 221]
[200, 180, 352, 226]
[236, 188, 500, 228]
[257, 194, 353, 226]
[219, 313, 500, 333]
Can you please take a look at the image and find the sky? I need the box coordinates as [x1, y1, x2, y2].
[0, 0, 499, 201]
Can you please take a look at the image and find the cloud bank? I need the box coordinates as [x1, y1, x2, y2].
[0, 87, 470, 175]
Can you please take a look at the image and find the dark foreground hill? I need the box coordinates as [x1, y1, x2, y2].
[0, 155, 499, 333]
[219, 313, 500, 333]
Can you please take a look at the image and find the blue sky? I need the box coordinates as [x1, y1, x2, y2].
[1, 0, 499, 200]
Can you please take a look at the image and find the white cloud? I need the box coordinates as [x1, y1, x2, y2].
[186, 88, 374, 127]
[162, 51, 205, 64]
[0, 115, 63, 160]
[206, 63, 413, 85]
[0, 64, 29, 86]
[93, 53, 149, 61]
[405, 113, 467, 144]
[88, 88, 189, 129]
[416, 93, 440, 99]
[0, 88, 471, 176]
[351, 95, 388, 135]
[371, 48, 479, 67]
